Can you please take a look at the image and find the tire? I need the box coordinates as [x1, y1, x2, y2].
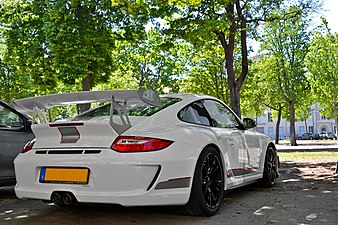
[261, 146, 278, 188]
[181, 147, 224, 216]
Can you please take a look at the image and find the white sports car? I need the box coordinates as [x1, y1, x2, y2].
[13, 88, 278, 216]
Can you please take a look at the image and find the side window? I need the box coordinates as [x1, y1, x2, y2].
[0, 105, 23, 128]
[178, 101, 211, 126]
[203, 100, 239, 128]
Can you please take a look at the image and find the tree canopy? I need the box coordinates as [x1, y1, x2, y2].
[306, 22, 338, 141]
[258, 8, 312, 145]
[149, 0, 320, 117]
[1, 0, 334, 143]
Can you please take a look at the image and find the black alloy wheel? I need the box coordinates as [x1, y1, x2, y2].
[262, 146, 277, 187]
[201, 152, 224, 209]
[182, 147, 224, 216]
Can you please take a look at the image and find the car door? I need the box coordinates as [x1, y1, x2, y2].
[203, 100, 263, 183]
[178, 100, 243, 176]
[201, 100, 248, 185]
[0, 101, 34, 185]
[240, 126, 262, 175]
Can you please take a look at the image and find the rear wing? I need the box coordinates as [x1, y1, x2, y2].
[12, 88, 162, 134]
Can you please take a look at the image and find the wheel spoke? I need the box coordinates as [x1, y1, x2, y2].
[202, 161, 208, 176]
[210, 190, 217, 207]
[208, 188, 213, 207]
[203, 186, 208, 197]
[206, 155, 211, 173]
[210, 164, 220, 176]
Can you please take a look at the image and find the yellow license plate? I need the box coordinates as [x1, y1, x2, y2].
[39, 167, 89, 184]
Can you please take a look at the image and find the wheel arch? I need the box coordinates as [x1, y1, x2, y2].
[265, 142, 280, 178]
[258, 141, 278, 175]
[268, 142, 279, 167]
[267, 142, 277, 153]
[183, 143, 226, 216]
[198, 143, 228, 190]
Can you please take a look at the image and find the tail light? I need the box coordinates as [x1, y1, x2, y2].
[22, 139, 36, 153]
[111, 136, 173, 153]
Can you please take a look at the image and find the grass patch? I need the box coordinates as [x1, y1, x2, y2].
[278, 152, 338, 163]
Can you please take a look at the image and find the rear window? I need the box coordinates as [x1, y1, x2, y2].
[72, 97, 181, 121]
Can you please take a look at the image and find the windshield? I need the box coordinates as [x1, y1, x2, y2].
[72, 97, 181, 121]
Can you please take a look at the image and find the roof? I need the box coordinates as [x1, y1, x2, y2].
[161, 92, 213, 100]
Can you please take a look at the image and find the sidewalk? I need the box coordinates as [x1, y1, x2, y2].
[275, 140, 338, 152]
[276, 144, 338, 152]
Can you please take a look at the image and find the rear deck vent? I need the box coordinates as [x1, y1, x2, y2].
[35, 150, 101, 155]
[84, 150, 101, 154]
[35, 151, 47, 154]
[48, 150, 84, 154]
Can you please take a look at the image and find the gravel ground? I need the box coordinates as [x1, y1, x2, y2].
[0, 158, 337, 225]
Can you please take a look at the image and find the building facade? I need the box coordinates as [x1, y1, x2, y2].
[255, 104, 337, 139]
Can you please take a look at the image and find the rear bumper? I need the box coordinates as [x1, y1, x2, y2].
[14, 143, 198, 206]
[15, 185, 191, 206]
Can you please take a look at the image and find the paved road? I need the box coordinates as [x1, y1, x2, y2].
[1, 161, 337, 225]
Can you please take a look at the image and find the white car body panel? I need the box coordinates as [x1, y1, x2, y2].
[14, 91, 275, 207]
[14, 142, 196, 205]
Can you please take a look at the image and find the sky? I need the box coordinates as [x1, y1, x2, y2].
[249, 0, 338, 55]
[322, 0, 338, 33]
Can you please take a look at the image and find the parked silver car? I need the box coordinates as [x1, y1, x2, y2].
[318, 131, 336, 140]
[0, 100, 34, 186]
[298, 132, 314, 140]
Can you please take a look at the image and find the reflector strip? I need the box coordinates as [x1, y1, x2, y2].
[155, 177, 191, 190]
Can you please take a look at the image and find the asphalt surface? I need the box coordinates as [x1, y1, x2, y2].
[1, 161, 337, 225]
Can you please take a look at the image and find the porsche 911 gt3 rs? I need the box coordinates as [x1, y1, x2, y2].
[13, 88, 278, 216]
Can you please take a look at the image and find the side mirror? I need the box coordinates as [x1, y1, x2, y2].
[243, 118, 256, 129]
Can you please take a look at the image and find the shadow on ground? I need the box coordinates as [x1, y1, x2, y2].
[280, 161, 338, 183]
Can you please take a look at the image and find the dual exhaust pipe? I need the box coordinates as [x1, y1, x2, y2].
[51, 191, 77, 206]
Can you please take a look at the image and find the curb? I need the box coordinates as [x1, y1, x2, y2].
[276, 145, 338, 152]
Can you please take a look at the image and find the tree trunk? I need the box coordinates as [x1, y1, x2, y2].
[4, 71, 11, 103]
[275, 105, 282, 144]
[230, 87, 241, 117]
[234, 0, 249, 117]
[217, 27, 238, 116]
[334, 101, 338, 144]
[289, 100, 297, 146]
[304, 119, 308, 137]
[217, 29, 242, 117]
[79, 74, 92, 113]
[213, 1, 249, 118]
